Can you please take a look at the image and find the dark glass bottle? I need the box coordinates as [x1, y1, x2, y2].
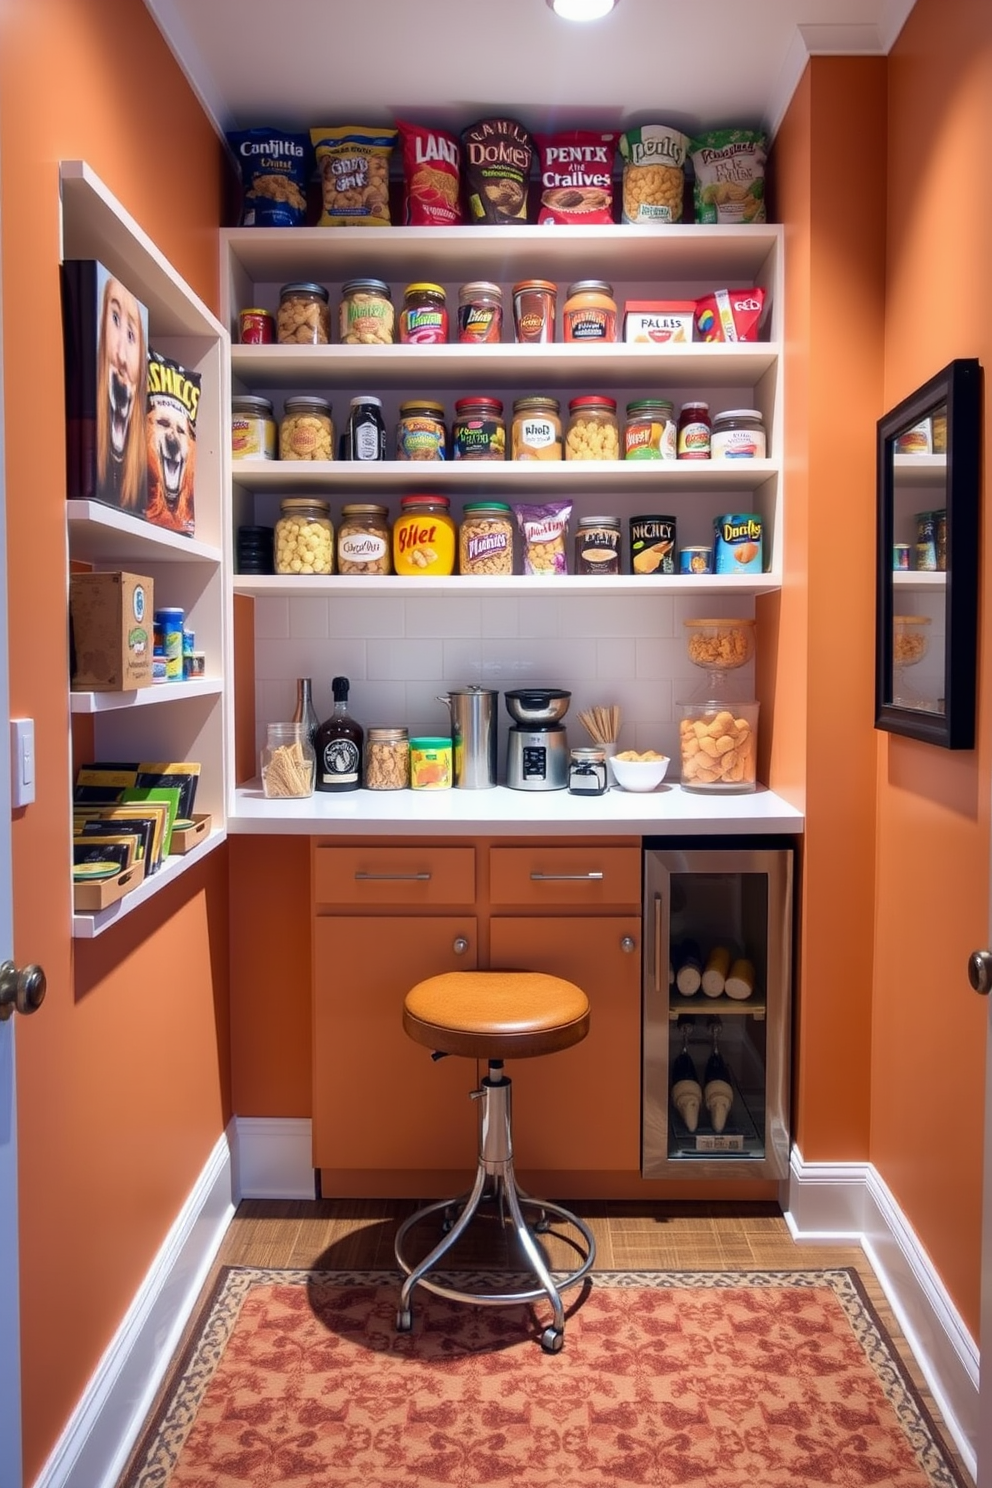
[346, 395, 387, 461]
[314, 676, 364, 792]
[703, 1023, 734, 1134]
[292, 677, 320, 750]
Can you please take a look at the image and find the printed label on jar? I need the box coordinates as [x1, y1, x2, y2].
[711, 427, 766, 460]
[458, 304, 501, 343]
[453, 417, 505, 460]
[340, 301, 392, 342]
[677, 420, 711, 458]
[400, 308, 448, 344]
[397, 417, 446, 460]
[467, 529, 510, 566]
[232, 416, 275, 459]
[513, 418, 561, 459]
[338, 532, 389, 567]
[564, 307, 615, 341]
[625, 420, 676, 460]
[576, 524, 621, 574]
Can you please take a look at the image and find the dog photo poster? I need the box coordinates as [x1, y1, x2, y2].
[146, 349, 199, 537]
[61, 259, 149, 515]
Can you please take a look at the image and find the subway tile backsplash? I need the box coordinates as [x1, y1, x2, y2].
[254, 592, 756, 772]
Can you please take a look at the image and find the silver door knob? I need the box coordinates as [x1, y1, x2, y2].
[0, 960, 46, 1021]
[620, 936, 637, 953]
[452, 937, 469, 955]
[968, 950, 992, 995]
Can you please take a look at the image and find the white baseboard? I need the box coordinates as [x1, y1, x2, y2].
[786, 1147, 979, 1482]
[232, 1116, 314, 1200]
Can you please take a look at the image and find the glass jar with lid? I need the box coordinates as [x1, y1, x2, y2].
[276, 282, 331, 345]
[568, 746, 608, 796]
[339, 278, 394, 345]
[677, 401, 711, 459]
[624, 399, 677, 460]
[397, 400, 447, 461]
[511, 396, 563, 460]
[393, 494, 456, 576]
[565, 396, 620, 461]
[458, 281, 503, 343]
[575, 515, 622, 574]
[399, 283, 448, 344]
[261, 722, 315, 798]
[274, 497, 334, 575]
[563, 281, 617, 342]
[365, 727, 411, 790]
[279, 396, 334, 461]
[458, 502, 514, 575]
[452, 397, 506, 460]
[337, 504, 392, 575]
[711, 408, 766, 460]
[232, 395, 276, 460]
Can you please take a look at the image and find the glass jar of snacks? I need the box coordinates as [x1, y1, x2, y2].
[365, 727, 410, 790]
[339, 278, 394, 345]
[393, 494, 456, 576]
[275, 497, 334, 575]
[575, 515, 622, 574]
[261, 722, 315, 798]
[399, 283, 448, 344]
[396, 400, 447, 461]
[276, 282, 331, 345]
[566, 396, 619, 461]
[677, 700, 759, 794]
[458, 502, 514, 575]
[452, 397, 506, 460]
[336, 504, 391, 575]
[683, 617, 756, 671]
[231, 395, 276, 460]
[458, 281, 503, 343]
[624, 399, 677, 460]
[511, 396, 563, 460]
[279, 396, 334, 461]
[562, 280, 617, 342]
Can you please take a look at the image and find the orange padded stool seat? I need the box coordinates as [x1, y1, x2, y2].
[394, 969, 596, 1354]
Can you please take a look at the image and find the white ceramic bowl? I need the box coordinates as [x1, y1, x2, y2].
[608, 754, 670, 792]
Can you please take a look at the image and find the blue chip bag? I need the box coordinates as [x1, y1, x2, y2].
[226, 128, 311, 227]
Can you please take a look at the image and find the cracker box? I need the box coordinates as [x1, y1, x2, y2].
[61, 260, 150, 516]
[146, 348, 199, 537]
[69, 571, 154, 691]
[623, 300, 695, 344]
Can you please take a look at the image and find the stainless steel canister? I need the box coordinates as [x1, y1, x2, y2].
[436, 686, 499, 789]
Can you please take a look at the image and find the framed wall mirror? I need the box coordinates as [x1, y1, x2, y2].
[876, 358, 982, 748]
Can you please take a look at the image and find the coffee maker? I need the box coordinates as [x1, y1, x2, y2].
[504, 688, 571, 790]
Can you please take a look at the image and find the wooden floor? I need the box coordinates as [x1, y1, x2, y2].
[163, 1195, 974, 1486]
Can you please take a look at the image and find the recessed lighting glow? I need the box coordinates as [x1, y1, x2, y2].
[547, 0, 618, 20]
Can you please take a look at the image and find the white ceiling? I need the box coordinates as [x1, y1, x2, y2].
[145, 0, 916, 146]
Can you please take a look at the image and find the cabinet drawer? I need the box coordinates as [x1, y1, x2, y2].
[314, 845, 476, 907]
[489, 846, 641, 908]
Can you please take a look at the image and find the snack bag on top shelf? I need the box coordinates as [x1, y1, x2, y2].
[397, 120, 462, 226]
[225, 128, 311, 227]
[689, 127, 767, 224]
[311, 125, 398, 227]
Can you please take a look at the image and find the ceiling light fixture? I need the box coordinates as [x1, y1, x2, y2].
[547, 0, 618, 20]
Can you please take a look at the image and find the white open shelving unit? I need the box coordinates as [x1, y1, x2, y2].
[61, 160, 231, 938]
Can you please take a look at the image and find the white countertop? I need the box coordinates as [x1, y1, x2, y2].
[229, 783, 803, 837]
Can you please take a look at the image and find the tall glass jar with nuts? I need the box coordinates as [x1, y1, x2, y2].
[279, 397, 334, 461]
[365, 727, 410, 790]
[275, 498, 334, 575]
[337, 504, 391, 575]
[276, 282, 331, 345]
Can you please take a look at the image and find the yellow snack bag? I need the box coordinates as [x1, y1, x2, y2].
[311, 126, 397, 227]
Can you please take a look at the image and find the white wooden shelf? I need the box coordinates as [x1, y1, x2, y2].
[67, 501, 222, 566]
[71, 828, 225, 939]
[69, 679, 224, 713]
[233, 573, 781, 599]
[893, 570, 946, 589]
[893, 453, 947, 487]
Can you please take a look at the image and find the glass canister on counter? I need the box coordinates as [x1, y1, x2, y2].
[276, 282, 331, 345]
[339, 278, 394, 345]
[396, 400, 447, 461]
[279, 397, 334, 461]
[565, 396, 620, 461]
[511, 396, 563, 461]
[337, 504, 392, 575]
[393, 493, 456, 576]
[365, 727, 411, 790]
[452, 397, 506, 460]
[399, 282, 448, 344]
[568, 746, 608, 796]
[458, 281, 503, 343]
[232, 395, 276, 460]
[261, 722, 315, 798]
[274, 497, 334, 574]
[678, 700, 759, 793]
[624, 399, 677, 460]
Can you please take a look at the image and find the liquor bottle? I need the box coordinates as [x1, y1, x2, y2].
[703, 1022, 734, 1134]
[292, 677, 320, 750]
[671, 1027, 702, 1133]
[314, 676, 364, 793]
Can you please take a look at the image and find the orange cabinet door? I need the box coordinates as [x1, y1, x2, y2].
[312, 916, 479, 1177]
[489, 915, 641, 1172]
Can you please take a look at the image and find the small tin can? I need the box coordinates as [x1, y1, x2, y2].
[239, 307, 274, 344]
[714, 513, 763, 573]
[915, 511, 937, 572]
[154, 607, 184, 681]
[184, 651, 206, 679]
[893, 542, 911, 571]
[630, 514, 677, 575]
[575, 516, 622, 574]
[409, 736, 452, 790]
[680, 545, 714, 574]
[568, 746, 608, 796]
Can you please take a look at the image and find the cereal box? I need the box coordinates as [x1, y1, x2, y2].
[623, 300, 695, 344]
[714, 514, 763, 574]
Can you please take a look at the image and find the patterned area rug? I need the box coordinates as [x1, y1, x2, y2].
[120, 1267, 968, 1487]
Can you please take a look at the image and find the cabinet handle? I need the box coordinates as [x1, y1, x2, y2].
[453, 937, 469, 955]
[621, 936, 637, 954]
[654, 893, 663, 993]
[529, 871, 604, 881]
[354, 871, 431, 882]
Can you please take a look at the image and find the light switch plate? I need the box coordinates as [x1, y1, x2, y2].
[10, 718, 35, 807]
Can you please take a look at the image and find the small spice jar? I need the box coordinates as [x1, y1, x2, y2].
[393, 494, 456, 576]
[274, 497, 334, 575]
[566, 396, 620, 461]
[261, 722, 315, 799]
[399, 282, 448, 344]
[512, 280, 557, 343]
[568, 746, 608, 796]
[452, 397, 506, 460]
[459, 502, 515, 575]
[624, 399, 677, 460]
[279, 396, 334, 461]
[575, 515, 622, 574]
[677, 401, 711, 459]
[711, 408, 766, 460]
[396, 400, 447, 461]
[458, 281, 503, 343]
[276, 282, 331, 345]
[365, 727, 411, 790]
[239, 307, 274, 344]
[511, 396, 563, 461]
[337, 504, 391, 575]
[339, 278, 394, 345]
[563, 280, 618, 342]
[231, 395, 276, 460]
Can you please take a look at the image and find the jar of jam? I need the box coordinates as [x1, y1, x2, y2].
[677, 401, 711, 459]
[336, 504, 391, 575]
[339, 278, 394, 345]
[396, 400, 447, 461]
[365, 728, 410, 790]
[711, 408, 766, 460]
[511, 396, 563, 460]
[274, 498, 334, 575]
[575, 516, 622, 574]
[452, 397, 506, 460]
[563, 280, 617, 342]
[399, 283, 448, 344]
[276, 282, 331, 345]
[279, 396, 334, 461]
[393, 494, 456, 576]
[512, 280, 557, 343]
[566, 396, 620, 461]
[232, 395, 276, 460]
[458, 281, 503, 343]
[346, 396, 387, 461]
[239, 307, 274, 344]
[624, 399, 677, 460]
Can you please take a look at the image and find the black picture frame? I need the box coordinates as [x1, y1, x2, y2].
[876, 358, 982, 748]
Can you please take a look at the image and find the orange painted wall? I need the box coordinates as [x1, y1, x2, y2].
[0, 1, 231, 1479]
[870, 0, 992, 1336]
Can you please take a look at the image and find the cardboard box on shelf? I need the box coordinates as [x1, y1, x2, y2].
[69, 571, 153, 691]
[72, 858, 145, 913]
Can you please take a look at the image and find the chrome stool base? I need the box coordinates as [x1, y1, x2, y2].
[395, 1063, 595, 1353]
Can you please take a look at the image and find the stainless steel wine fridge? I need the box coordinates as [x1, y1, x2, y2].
[642, 840, 794, 1180]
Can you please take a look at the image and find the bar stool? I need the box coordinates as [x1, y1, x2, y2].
[394, 969, 596, 1353]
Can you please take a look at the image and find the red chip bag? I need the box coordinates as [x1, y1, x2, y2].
[535, 131, 618, 225]
[398, 120, 462, 227]
[694, 288, 766, 342]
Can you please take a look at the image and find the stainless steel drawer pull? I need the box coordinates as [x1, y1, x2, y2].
[529, 871, 604, 881]
[354, 871, 432, 882]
